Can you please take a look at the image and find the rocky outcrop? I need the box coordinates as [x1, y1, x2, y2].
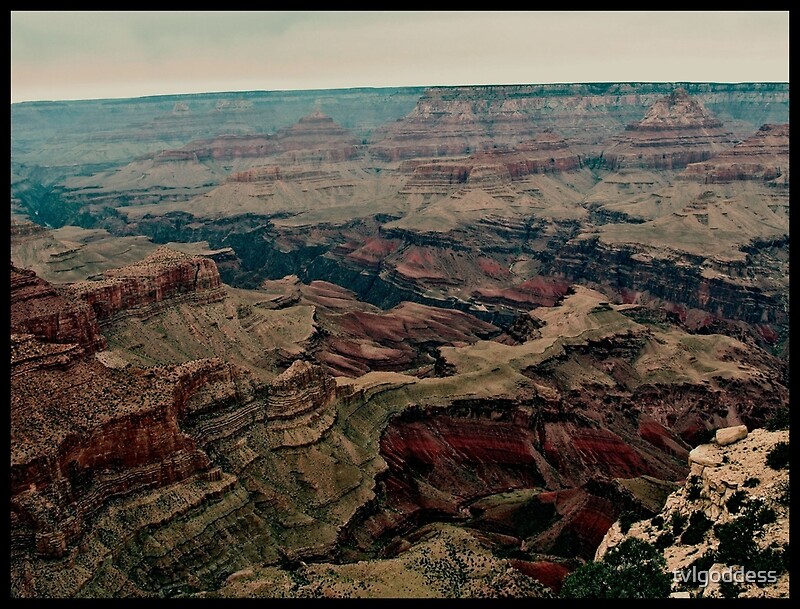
[11, 264, 106, 358]
[602, 89, 737, 170]
[370, 83, 788, 163]
[68, 246, 225, 323]
[10, 355, 257, 559]
[273, 111, 360, 162]
[264, 360, 338, 447]
[399, 134, 582, 193]
[681, 123, 789, 184]
[597, 427, 790, 598]
[473, 277, 572, 309]
[550, 237, 788, 326]
[154, 111, 359, 165]
[316, 300, 501, 377]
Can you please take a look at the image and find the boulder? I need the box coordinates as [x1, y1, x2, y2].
[715, 425, 748, 446]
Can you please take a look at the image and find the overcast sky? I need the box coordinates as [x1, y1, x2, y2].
[10, 11, 790, 104]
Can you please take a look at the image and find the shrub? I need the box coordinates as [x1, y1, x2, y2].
[618, 510, 638, 534]
[718, 579, 743, 599]
[714, 501, 778, 569]
[764, 407, 789, 431]
[680, 511, 712, 545]
[650, 515, 664, 529]
[654, 532, 674, 550]
[766, 442, 790, 470]
[726, 490, 748, 514]
[743, 477, 760, 488]
[670, 512, 688, 537]
[560, 538, 671, 599]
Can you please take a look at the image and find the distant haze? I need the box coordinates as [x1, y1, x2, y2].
[11, 11, 789, 104]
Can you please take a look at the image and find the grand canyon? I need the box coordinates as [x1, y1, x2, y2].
[10, 82, 789, 598]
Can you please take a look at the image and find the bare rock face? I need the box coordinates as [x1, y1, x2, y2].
[10, 264, 106, 357]
[689, 445, 724, 468]
[10, 355, 255, 559]
[264, 360, 338, 447]
[399, 134, 582, 193]
[682, 123, 789, 184]
[603, 88, 737, 170]
[68, 246, 225, 323]
[274, 110, 360, 162]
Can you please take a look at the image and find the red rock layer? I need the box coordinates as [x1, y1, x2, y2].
[68, 246, 224, 322]
[509, 560, 571, 594]
[681, 123, 789, 184]
[315, 299, 500, 377]
[10, 264, 106, 357]
[603, 88, 736, 170]
[399, 134, 582, 192]
[473, 277, 572, 308]
[11, 356, 252, 557]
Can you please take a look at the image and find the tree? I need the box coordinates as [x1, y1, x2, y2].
[560, 538, 671, 599]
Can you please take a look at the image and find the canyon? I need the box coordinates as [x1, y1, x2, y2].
[10, 82, 789, 598]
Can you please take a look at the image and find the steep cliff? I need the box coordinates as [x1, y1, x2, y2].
[596, 426, 789, 598]
[11, 263, 106, 356]
[68, 246, 225, 323]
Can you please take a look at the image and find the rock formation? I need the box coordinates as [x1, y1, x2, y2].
[681, 123, 789, 184]
[596, 426, 789, 598]
[9, 81, 790, 599]
[68, 246, 225, 323]
[11, 263, 106, 356]
[602, 88, 737, 170]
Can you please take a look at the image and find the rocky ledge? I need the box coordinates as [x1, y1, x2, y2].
[597, 425, 790, 598]
[68, 246, 225, 322]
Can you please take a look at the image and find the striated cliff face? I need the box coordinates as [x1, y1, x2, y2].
[68, 246, 225, 323]
[681, 123, 789, 184]
[10, 353, 257, 559]
[370, 83, 788, 162]
[11, 264, 106, 356]
[9, 82, 790, 598]
[601, 89, 737, 170]
[264, 360, 338, 447]
[399, 134, 582, 193]
[597, 426, 789, 598]
[550, 237, 788, 328]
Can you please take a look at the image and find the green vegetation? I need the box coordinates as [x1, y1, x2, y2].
[670, 511, 688, 537]
[654, 531, 674, 550]
[764, 407, 790, 431]
[618, 510, 639, 535]
[650, 514, 664, 529]
[766, 442, 790, 470]
[718, 579, 743, 599]
[560, 538, 671, 598]
[680, 511, 712, 545]
[725, 490, 748, 514]
[714, 499, 782, 582]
